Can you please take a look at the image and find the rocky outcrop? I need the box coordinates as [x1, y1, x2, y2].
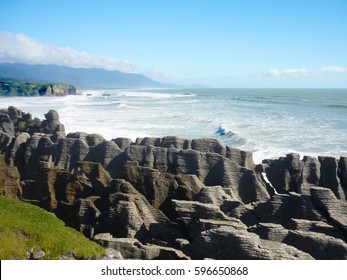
[263, 154, 347, 200]
[21, 167, 89, 210]
[74, 161, 112, 195]
[300, 156, 321, 194]
[287, 218, 345, 239]
[97, 179, 169, 240]
[54, 138, 89, 171]
[340, 157, 347, 190]
[263, 153, 303, 193]
[188, 226, 313, 260]
[85, 140, 123, 174]
[0, 154, 21, 199]
[318, 157, 345, 199]
[134, 136, 254, 169]
[172, 199, 247, 239]
[119, 160, 203, 219]
[0, 111, 14, 136]
[0, 132, 12, 153]
[93, 233, 189, 260]
[310, 187, 347, 235]
[112, 137, 132, 150]
[248, 223, 289, 242]
[57, 198, 101, 238]
[248, 222, 347, 259]
[2, 106, 347, 260]
[125, 144, 269, 204]
[40, 110, 65, 135]
[23, 134, 54, 178]
[0, 79, 77, 96]
[6, 132, 30, 167]
[254, 192, 325, 226]
[283, 230, 347, 260]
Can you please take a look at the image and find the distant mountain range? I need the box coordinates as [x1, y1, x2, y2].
[0, 63, 173, 88]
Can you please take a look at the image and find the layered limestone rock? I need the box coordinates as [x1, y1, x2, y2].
[2, 106, 347, 260]
[283, 230, 347, 260]
[134, 136, 254, 169]
[0, 111, 15, 136]
[74, 161, 112, 195]
[254, 192, 325, 226]
[263, 154, 347, 200]
[248, 222, 347, 259]
[263, 153, 303, 193]
[40, 110, 65, 135]
[119, 160, 203, 219]
[0, 131, 12, 154]
[112, 137, 132, 150]
[57, 198, 101, 238]
[340, 157, 347, 191]
[300, 156, 321, 194]
[0, 154, 22, 199]
[287, 218, 345, 239]
[54, 138, 89, 171]
[125, 144, 269, 204]
[97, 179, 170, 240]
[172, 199, 247, 239]
[188, 226, 313, 260]
[93, 233, 189, 260]
[310, 187, 347, 235]
[6, 132, 30, 167]
[21, 167, 90, 211]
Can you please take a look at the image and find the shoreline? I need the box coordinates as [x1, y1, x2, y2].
[0, 103, 346, 165]
[1, 87, 346, 165]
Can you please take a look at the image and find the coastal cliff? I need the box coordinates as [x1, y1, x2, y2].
[1, 106, 347, 260]
[0, 79, 77, 96]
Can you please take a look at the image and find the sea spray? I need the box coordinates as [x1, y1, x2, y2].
[1, 88, 346, 163]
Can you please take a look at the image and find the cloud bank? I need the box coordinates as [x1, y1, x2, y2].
[0, 32, 138, 73]
[269, 66, 347, 77]
[1, 32, 346, 87]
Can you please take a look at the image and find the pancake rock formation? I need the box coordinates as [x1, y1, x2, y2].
[1, 106, 347, 260]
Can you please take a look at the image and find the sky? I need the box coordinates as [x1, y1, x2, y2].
[0, 0, 347, 87]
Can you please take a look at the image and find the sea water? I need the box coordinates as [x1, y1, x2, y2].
[1, 88, 346, 163]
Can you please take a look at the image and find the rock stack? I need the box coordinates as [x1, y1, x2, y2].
[1, 106, 347, 259]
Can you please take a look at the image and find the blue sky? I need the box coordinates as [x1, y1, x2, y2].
[0, 0, 347, 87]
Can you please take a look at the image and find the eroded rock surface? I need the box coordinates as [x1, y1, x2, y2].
[1, 106, 347, 260]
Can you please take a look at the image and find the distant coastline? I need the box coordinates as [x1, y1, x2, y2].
[0, 63, 173, 88]
[0, 78, 77, 97]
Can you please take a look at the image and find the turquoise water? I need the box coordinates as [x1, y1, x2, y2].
[1, 88, 346, 162]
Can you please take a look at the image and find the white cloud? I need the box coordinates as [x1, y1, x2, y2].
[269, 66, 347, 77]
[269, 67, 310, 77]
[2, 32, 346, 87]
[269, 68, 281, 77]
[282, 67, 310, 77]
[0, 32, 138, 73]
[319, 66, 347, 73]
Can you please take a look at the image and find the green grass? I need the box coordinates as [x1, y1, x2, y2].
[0, 196, 105, 259]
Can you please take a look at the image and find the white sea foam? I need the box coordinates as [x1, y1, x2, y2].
[116, 91, 175, 99]
[2, 88, 347, 163]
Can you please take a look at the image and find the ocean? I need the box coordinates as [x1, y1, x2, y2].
[1, 88, 346, 163]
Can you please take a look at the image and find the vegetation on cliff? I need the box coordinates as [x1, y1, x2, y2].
[0, 78, 77, 96]
[0, 196, 105, 259]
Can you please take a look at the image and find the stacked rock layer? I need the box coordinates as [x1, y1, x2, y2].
[1, 106, 347, 259]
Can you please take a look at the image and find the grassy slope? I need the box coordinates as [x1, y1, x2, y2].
[0, 196, 105, 259]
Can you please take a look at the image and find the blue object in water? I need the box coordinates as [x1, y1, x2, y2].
[216, 126, 226, 136]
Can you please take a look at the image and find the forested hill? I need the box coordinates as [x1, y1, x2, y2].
[0, 63, 172, 88]
[0, 78, 77, 96]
